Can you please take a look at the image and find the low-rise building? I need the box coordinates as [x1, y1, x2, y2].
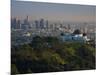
[60, 29, 90, 43]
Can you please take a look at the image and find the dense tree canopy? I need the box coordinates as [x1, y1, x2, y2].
[11, 36, 96, 74]
[73, 29, 81, 34]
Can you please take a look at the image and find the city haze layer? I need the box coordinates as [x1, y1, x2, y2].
[11, 0, 96, 23]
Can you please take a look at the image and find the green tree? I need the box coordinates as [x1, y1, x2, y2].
[11, 64, 19, 74]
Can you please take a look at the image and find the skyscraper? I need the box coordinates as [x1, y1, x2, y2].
[40, 18, 44, 29]
[46, 20, 48, 29]
[16, 19, 21, 29]
[22, 16, 30, 29]
[67, 24, 70, 32]
[24, 16, 29, 25]
[11, 18, 17, 29]
[35, 20, 39, 29]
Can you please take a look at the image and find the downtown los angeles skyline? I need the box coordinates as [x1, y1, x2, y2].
[11, 0, 96, 23]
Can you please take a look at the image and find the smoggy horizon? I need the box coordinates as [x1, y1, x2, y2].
[11, 0, 96, 23]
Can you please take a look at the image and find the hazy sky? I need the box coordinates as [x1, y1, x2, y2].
[11, 0, 96, 23]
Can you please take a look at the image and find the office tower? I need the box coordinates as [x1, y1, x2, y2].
[81, 23, 87, 33]
[40, 18, 44, 29]
[11, 18, 17, 29]
[68, 24, 71, 30]
[23, 16, 30, 29]
[54, 23, 57, 30]
[35, 20, 39, 29]
[60, 24, 63, 28]
[67, 24, 71, 32]
[46, 20, 48, 29]
[16, 19, 21, 29]
[26, 16, 28, 22]
[24, 16, 29, 25]
[50, 24, 53, 30]
[11, 18, 13, 29]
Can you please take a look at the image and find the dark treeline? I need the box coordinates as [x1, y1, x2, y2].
[11, 36, 96, 74]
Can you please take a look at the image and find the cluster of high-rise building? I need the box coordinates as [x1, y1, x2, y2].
[11, 18, 21, 29]
[11, 16, 96, 35]
[34, 18, 49, 29]
[11, 16, 96, 46]
[11, 16, 50, 30]
[11, 16, 30, 29]
[11, 16, 72, 32]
